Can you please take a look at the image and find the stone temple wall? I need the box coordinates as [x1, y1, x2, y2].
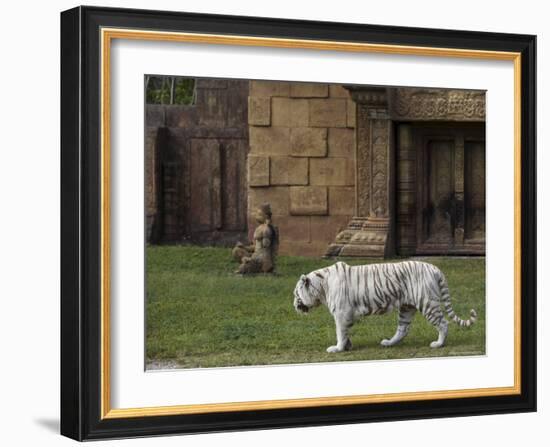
[247, 80, 356, 257]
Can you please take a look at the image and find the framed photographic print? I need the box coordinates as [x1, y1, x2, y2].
[60, 6, 536, 441]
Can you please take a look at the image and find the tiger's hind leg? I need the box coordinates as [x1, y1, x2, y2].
[429, 319, 448, 348]
[380, 306, 416, 347]
[421, 302, 448, 348]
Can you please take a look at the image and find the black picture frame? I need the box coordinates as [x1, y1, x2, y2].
[61, 5, 536, 441]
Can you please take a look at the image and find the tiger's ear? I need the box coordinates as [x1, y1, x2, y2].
[301, 274, 310, 288]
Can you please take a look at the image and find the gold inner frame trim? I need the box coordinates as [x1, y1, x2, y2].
[100, 27, 522, 420]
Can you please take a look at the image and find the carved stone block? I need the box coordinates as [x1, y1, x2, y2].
[329, 187, 355, 215]
[250, 80, 290, 97]
[290, 186, 328, 215]
[324, 217, 366, 257]
[335, 217, 391, 257]
[248, 155, 270, 187]
[270, 156, 308, 185]
[329, 85, 351, 98]
[310, 158, 354, 186]
[290, 82, 328, 98]
[310, 216, 351, 243]
[309, 98, 347, 127]
[248, 97, 271, 126]
[271, 98, 309, 127]
[290, 128, 327, 157]
[328, 128, 355, 158]
[249, 187, 289, 217]
[250, 127, 290, 156]
[276, 215, 311, 242]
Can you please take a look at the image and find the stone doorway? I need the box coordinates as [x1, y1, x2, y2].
[146, 78, 249, 245]
[396, 123, 485, 255]
[325, 86, 486, 258]
[151, 136, 248, 245]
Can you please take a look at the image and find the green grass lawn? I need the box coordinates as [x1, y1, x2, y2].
[146, 245, 485, 369]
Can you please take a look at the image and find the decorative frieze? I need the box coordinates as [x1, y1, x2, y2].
[389, 88, 485, 121]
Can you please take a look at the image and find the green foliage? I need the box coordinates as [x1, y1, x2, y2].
[146, 246, 486, 368]
[145, 76, 195, 105]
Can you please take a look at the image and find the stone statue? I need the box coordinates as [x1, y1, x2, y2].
[233, 203, 278, 274]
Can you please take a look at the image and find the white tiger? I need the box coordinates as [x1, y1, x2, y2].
[293, 260, 477, 353]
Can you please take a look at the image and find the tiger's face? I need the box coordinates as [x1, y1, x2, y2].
[293, 274, 323, 314]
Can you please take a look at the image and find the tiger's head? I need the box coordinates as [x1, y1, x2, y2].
[293, 271, 326, 314]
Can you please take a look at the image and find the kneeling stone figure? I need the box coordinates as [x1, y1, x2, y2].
[233, 203, 278, 274]
[293, 260, 477, 353]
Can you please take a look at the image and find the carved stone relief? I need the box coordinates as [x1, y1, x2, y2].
[389, 88, 485, 121]
[370, 119, 389, 218]
[355, 104, 371, 217]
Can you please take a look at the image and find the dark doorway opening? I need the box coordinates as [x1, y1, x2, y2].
[396, 123, 485, 255]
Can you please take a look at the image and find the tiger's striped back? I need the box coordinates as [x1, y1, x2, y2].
[317, 260, 476, 327]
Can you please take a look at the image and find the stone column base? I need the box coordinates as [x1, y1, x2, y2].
[325, 216, 390, 258]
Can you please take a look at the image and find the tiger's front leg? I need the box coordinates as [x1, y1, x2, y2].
[327, 313, 353, 353]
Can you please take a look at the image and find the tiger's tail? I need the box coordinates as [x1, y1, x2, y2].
[438, 270, 477, 328]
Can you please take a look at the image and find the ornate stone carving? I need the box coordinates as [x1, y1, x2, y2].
[389, 88, 485, 121]
[370, 119, 389, 218]
[356, 104, 370, 217]
[348, 89, 387, 106]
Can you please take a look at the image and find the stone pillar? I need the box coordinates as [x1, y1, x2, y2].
[325, 87, 395, 257]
